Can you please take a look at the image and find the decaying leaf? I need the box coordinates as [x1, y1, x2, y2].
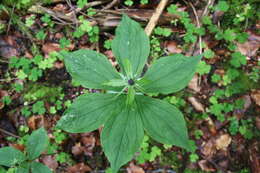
[165, 41, 182, 54]
[215, 134, 231, 150]
[127, 163, 145, 173]
[67, 163, 91, 173]
[198, 160, 216, 172]
[188, 97, 205, 112]
[201, 139, 216, 158]
[42, 42, 61, 55]
[42, 155, 58, 171]
[188, 74, 201, 92]
[251, 90, 260, 106]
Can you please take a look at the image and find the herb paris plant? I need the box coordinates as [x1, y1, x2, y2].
[57, 15, 201, 172]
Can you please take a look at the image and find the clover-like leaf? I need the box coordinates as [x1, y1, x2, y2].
[138, 54, 201, 94]
[136, 95, 191, 151]
[112, 15, 150, 77]
[101, 101, 144, 173]
[26, 128, 49, 160]
[64, 49, 122, 90]
[57, 93, 124, 133]
[0, 147, 26, 167]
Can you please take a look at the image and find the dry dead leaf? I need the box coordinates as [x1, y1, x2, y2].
[67, 163, 91, 173]
[11, 143, 25, 152]
[201, 139, 216, 158]
[255, 117, 260, 130]
[127, 163, 145, 173]
[0, 37, 19, 58]
[251, 90, 260, 106]
[164, 41, 182, 54]
[188, 97, 205, 112]
[54, 61, 64, 69]
[80, 133, 96, 156]
[198, 160, 216, 172]
[72, 143, 84, 156]
[42, 42, 61, 55]
[215, 134, 231, 150]
[249, 141, 260, 173]
[237, 31, 260, 57]
[42, 155, 58, 171]
[27, 115, 45, 130]
[188, 74, 201, 92]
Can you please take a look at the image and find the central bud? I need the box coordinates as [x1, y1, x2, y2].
[128, 79, 135, 86]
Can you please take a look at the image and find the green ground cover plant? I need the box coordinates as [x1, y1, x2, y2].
[0, 128, 51, 173]
[57, 15, 201, 172]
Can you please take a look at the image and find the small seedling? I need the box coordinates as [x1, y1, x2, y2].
[0, 128, 51, 173]
[57, 15, 201, 172]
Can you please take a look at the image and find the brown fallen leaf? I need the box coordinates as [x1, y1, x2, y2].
[127, 163, 145, 173]
[237, 31, 260, 57]
[0, 36, 19, 58]
[188, 74, 201, 93]
[164, 41, 182, 54]
[215, 134, 231, 150]
[27, 115, 45, 130]
[198, 160, 216, 172]
[42, 42, 61, 55]
[11, 144, 25, 152]
[255, 117, 260, 130]
[79, 133, 96, 156]
[249, 141, 260, 173]
[251, 90, 260, 106]
[67, 163, 91, 173]
[188, 97, 205, 112]
[42, 155, 58, 171]
[201, 139, 216, 158]
[71, 143, 84, 156]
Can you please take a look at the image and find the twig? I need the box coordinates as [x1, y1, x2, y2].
[202, 0, 215, 17]
[66, 0, 110, 17]
[145, 0, 169, 36]
[6, 4, 15, 34]
[0, 59, 9, 63]
[0, 128, 20, 138]
[183, 0, 202, 54]
[103, 0, 119, 10]
[66, 0, 78, 27]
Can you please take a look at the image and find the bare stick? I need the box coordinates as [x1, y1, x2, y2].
[202, 0, 215, 17]
[145, 0, 169, 36]
[0, 128, 20, 138]
[103, 0, 119, 10]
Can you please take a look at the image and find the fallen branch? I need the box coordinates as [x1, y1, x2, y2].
[145, 0, 169, 36]
[0, 128, 20, 138]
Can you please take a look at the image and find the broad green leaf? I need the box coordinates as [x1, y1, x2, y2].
[101, 102, 144, 172]
[64, 49, 121, 90]
[30, 162, 52, 173]
[126, 86, 135, 105]
[26, 128, 49, 160]
[112, 15, 150, 77]
[103, 79, 126, 87]
[138, 54, 201, 94]
[57, 93, 124, 133]
[136, 95, 190, 150]
[0, 147, 25, 167]
[16, 163, 30, 173]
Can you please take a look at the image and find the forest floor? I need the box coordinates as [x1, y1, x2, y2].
[0, 0, 259, 173]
